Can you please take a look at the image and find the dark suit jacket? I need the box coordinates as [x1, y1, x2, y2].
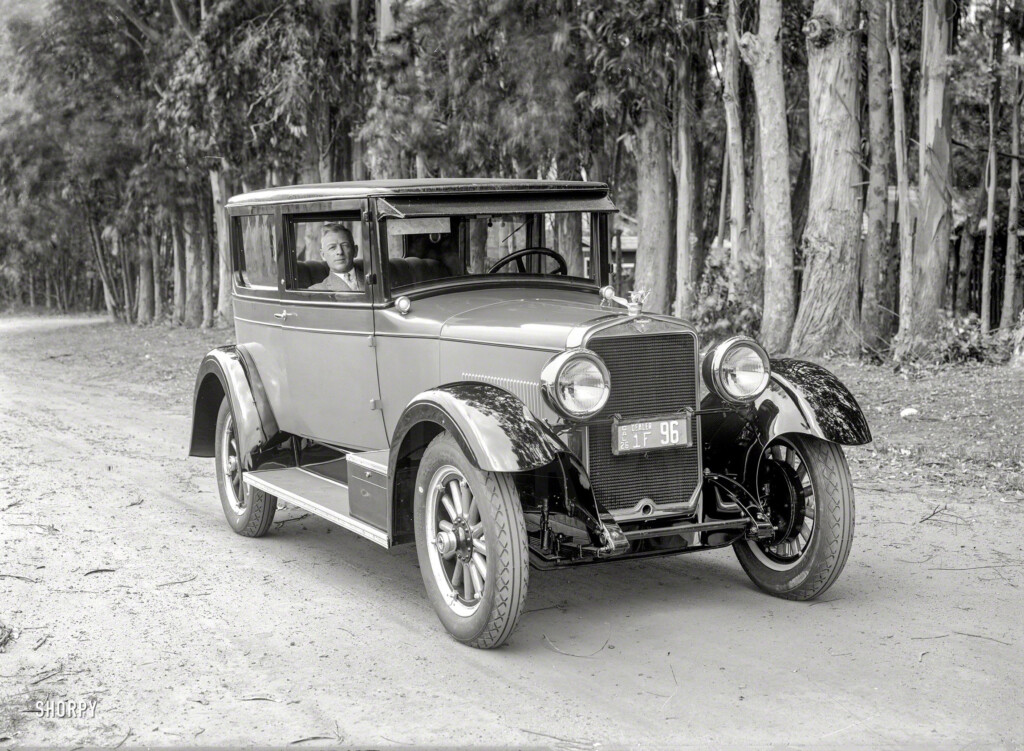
[308, 267, 365, 292]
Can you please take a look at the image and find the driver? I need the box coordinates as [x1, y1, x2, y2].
[309, 223, 364, 291]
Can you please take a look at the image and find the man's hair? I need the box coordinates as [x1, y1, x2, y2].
[321, 222, 353, 242]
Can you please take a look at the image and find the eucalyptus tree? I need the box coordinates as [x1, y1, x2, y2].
[789, 0, 863, 355]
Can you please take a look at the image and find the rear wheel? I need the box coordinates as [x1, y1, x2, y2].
[214, 398, 276, 537]
[414, 432, 528, 648]
[734, 434, 854, 600]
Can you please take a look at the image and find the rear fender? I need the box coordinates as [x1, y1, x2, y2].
[188, 346, 279, 468]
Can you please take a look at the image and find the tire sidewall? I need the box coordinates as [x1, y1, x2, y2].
[414, 434, 505, 644]
[735, 435, 853, 598]
[214, 397, 263, 534]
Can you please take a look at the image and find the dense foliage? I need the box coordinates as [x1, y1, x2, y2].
[0, 0, 1021, 363]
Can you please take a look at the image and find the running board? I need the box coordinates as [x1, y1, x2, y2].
[244, 466, 389, 548]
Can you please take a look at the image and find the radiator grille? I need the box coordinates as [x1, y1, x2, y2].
[586, 330, 701, 514]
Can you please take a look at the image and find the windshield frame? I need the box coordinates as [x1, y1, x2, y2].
[374, 200, 612, 302]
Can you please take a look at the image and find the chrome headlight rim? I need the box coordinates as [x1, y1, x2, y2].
[540, 348, 611, 420]
[704, 336, 770, 403]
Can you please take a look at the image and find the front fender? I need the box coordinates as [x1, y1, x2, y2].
[758, 359, 871, 446]
[389, 382, 562, 475]
[188, 346, 279, 467]
[701, 359, 870, 482]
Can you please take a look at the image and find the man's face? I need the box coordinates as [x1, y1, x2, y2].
[320, 229, 355, 274]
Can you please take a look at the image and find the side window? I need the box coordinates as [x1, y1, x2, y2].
[287, 213, 368, 296]
[237, 214, 278, 290]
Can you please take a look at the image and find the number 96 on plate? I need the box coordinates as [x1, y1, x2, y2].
[613, 416, 691, 456]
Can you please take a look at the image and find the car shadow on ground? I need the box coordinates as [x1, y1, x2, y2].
[259, 513, 816, 642]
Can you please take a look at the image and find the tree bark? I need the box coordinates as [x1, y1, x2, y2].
[789, 1, 863, 355]
[210, 166, 233, 326]
[85, 212, 119, 321]
[674, 1, 701, 319]
[152, 226, 163, 323]
[982, 1, 1004, 333]
[556, 155, 584, 276]
[135, 224, 154, 325]
[739, 0, 796, 353]
[861, 0, 894, 354]
[172, 214, 187, 324]
[200, 206, 214, 328]
[183, 211, 203, 328]
[748, 118, 765, 312]
[722, 0, 747, 298]
[904, 0, 955, 354]
[956, 220, 975, 315]
[1002, 33, 1021, 329]
[633, 113, 674, 314]
[889, 0, 915, 349]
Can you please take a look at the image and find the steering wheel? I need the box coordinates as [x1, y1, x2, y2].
[487, 247, 568, 275]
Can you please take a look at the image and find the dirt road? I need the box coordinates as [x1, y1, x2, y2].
[1, 316, 1021, 748]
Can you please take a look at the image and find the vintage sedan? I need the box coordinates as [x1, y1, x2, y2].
[188, 179, 871, 648]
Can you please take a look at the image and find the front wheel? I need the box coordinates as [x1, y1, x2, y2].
[414, 432, 529, 648]
[734, 434, 855, 600]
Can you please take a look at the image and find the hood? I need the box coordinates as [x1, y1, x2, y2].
[439, 296, 620, 351]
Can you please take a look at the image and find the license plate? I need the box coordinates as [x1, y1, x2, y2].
[612, 415, 691, 455]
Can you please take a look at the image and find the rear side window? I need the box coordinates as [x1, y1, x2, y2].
[237, 214, 278, 290]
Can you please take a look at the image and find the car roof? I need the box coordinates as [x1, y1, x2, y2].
[227, 178, 610, 207]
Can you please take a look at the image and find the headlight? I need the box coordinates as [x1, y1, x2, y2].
[541, 349, 611, 419]
[702, 337, 770, 402]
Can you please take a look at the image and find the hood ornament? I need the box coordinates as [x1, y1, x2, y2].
[600, 285, 648, 317]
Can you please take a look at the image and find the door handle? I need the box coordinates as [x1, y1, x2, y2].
[273, 310, 295, 320]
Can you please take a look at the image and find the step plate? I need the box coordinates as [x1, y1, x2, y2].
[244, 467, 389, 548]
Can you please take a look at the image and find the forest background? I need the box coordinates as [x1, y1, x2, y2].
[2, 0, 1024, 365]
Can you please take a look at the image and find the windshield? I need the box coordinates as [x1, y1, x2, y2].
[382, 211, 604, 292]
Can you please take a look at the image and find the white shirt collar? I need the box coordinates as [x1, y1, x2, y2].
[333, 270, 356, 285]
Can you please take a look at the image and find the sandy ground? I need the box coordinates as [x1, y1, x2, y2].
[0, 315, 1022, 749]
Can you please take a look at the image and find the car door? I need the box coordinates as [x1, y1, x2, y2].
[275, 202, 388, 451]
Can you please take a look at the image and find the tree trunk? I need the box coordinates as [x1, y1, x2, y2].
[748, 119, 765, 312]
[200, 206, 214, 328]
[889, 0, 915, 349]
[982, 1, 1004, 332]
[210, 166, 233, 326]
[633, 113, 674, 314]
[739, 0, 796, 353]
[112, 228, 135, 320]
[861, 0, 894, 354]
[85, 213, 119, 321]
[905, 0, 955, 354]
[722, 0, 747, 297]
[152, 226, 164, 322]
[557, 213, 584, 277]
[470, 219, 488, 273]
[674, 1, 701, 319]
[716, 148, 729, 252]
[172, 214, 187, 324]
[791, 150, 812, 252]
[136, 224, 154, 325]
[789, 1, 863, 355]
[1002, 33, 1021, 329]
[351, 0, 364, 180]
[556, 155, 584, 276]
[183, 211, 203, 328]
[28, 273, 35, 308]
[956, 221, 976, 315]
